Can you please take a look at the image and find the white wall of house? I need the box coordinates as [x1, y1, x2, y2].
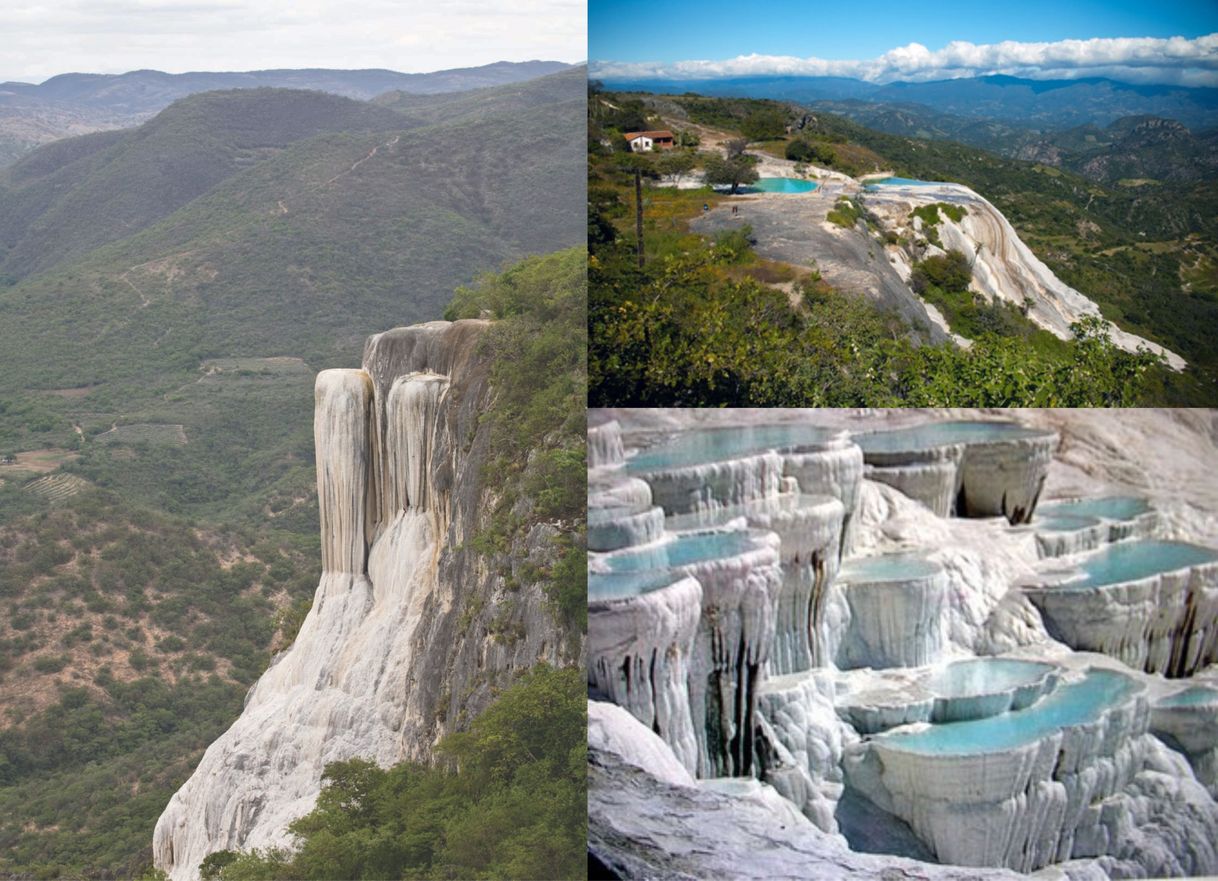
[628, 135, 654, 152]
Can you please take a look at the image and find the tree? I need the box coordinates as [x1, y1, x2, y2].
[911, 250, 972, 295]
[741, 108, 788, 141]
[655, 150, 696, 183]
[703, 154, 759, 195]
[786, 138, 837, 166]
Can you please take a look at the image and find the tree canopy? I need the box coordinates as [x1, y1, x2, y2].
[208, 665, 586, 881]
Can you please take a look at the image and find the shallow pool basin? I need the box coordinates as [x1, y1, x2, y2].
[626, 423, 837, 473]
[750, 177, 818, 194]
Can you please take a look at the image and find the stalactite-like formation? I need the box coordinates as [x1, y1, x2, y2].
[315, 369, 374, 575]
[154, 320, 500, 881]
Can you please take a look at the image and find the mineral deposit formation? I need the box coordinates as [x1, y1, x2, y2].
[589, 409, 1218, 880]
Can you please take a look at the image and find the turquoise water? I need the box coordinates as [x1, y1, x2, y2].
[750, 177, 818, 194]
[865, 177, 946, 188]
[589, 503, 644, 525]
[927, 659, 1053, 698]
[666, 492, 836, 531]
[605, 530, 760, 573]
[626, 424, 836, 472]
[841, 553, 941, 582]
[1159, 686, 1218, 708]
[1061, 540, 1218, 590]
[1039, 497, 1151, 522]
[878, 669, 1137, 755]
[853, 420, 1046, 455]
[1036, 513, 1102, 533]
[589, 570, 689, 602]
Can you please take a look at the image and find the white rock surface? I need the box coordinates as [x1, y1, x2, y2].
[588, 699, 695, 788]
[860, 183, 1185, 368]
[156, 321, 572, 880]
[588, 573, 703, 775]
[590, 406, 1218, 878]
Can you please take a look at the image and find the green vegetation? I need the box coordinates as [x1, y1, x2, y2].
[786, 138, 837, 165]
[909, 203, 967, 248]
[589, 91, 1174, 407]
[0, 71, 584, 878]
[702, 153, 759, 194]
[740, 108, 788, 142]
[588, 89, 1214, 405]
[445, 248, 587, 636]
[826, 197, 862, 229]
[0, 489, 317, 877]
[207, 665, 584, 881]
[911, 251, 1064, 348]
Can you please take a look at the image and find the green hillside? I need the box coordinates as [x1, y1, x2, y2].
[0, 89, 407, 280]
[0, 69, 583, 878]
[590, 89, 1214, 405]
[622, 91, 1218, 397]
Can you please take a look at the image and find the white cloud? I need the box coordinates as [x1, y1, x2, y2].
[591, 33, 1218, 87]
[0, 0, 586, 82]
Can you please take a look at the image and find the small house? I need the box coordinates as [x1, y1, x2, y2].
[624, 130, 675, 152]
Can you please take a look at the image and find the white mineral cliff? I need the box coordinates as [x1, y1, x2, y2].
[154, 320, 572, 880]
[860, 182, 1186, 368]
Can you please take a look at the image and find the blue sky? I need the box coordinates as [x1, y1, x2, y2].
[590, 0, 1218, 84]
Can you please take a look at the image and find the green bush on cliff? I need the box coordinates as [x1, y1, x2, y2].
[211, 664, 585, 881]
[444, 248, 587, 635]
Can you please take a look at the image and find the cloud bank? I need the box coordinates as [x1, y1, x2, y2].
[592, 34, 1218, 87]
[0, 0, 585, 83]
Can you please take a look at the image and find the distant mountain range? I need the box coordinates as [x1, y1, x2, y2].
[597, 73, 1218, 132]
[0, 60, 572, 166]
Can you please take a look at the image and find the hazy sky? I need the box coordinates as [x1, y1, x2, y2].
[0, 0, 587, 83]
[590, 0, 1218, 85]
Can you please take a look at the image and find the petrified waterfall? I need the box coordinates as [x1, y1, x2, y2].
[154, 320, 567, 880]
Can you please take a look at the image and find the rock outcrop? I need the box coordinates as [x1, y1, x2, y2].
[154, 321, 573, 880]
[589, 407, 1218, 880]
[859, 181, 1186, 368]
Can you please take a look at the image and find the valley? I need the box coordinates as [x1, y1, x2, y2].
[0, 64, 584, 878]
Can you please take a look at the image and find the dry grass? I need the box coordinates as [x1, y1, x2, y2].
[0, 448, 77, 474]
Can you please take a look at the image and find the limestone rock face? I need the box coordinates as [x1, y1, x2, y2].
[590, 746, 1023, 881]
[859, 183, 1186, 368]
[154, 321, 573, 880]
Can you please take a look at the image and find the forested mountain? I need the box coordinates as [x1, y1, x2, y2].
[0, 60, 572, 167]
[0, 65, 584, 878]
[599, 73, 1218, 130]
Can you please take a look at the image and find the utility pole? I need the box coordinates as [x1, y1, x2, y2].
[635, 167, 645, 269]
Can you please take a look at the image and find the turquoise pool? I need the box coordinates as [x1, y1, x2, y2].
[589, 570, 691, 602]
[841, 553, 941, 582]
[1158, 686, 1218, 708]
[1036, 513, 1103, 533]
[853, 421, 1045, 455]
[605, 530, 761, 573]
[626, 424, 836, 472]
[865, 177, 947, 188]
[1061, 540, 1218, 590]
[751, 177, 818, 194]
[927, 659, 1054, 699]
[878, 669, 1138, 755]
[1038, 496, 1151, 522]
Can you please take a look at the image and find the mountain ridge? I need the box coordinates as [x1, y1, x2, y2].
[0, 60, 573, 167]
[596, 73, 1218, 130]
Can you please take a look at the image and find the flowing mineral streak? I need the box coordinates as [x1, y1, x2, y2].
[154, 322, 485, 881]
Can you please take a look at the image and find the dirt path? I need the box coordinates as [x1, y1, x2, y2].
[318, 134, 400, 189]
